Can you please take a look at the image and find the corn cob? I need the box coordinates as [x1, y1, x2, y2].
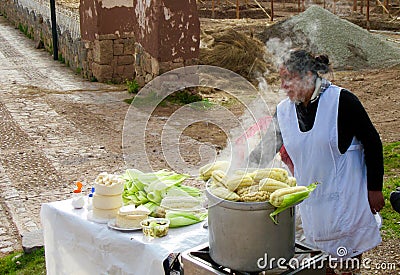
[198, 161, 229, 181]
[287, 177, 297, 187]
[269, 186, 308, 207]
[251, 168, 289, 183]
[160, 196, 202, 210]
[211, 170, 226, 185]
[259, 178, 290, 192]
[240, 191, 270, 202]
[209, 185, 240, 201]
[223, 174, 254, 192]
[236, 185, 259, 196]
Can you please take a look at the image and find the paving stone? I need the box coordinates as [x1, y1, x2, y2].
[21, 229, 43, 253]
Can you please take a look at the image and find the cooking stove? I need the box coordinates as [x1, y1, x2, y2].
[181, 242, 327, 275]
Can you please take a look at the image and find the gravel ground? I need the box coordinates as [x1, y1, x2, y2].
[258, 5, 400, 70]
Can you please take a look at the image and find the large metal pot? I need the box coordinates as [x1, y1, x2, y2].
[206, 187, 295, 272]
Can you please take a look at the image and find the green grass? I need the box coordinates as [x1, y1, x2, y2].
[126, 79, 140, 94]
[0, 248, 45, 274]
[381, 141, 400, 239]
[383, 141, 400, 177]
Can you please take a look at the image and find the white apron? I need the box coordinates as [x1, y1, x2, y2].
[277, 85, 381, 258]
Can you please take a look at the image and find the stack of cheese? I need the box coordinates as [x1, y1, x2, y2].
[92, 172, 124, 220]
[116, 205, 151, 229]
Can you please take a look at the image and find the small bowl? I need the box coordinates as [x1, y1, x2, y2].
[140, 218, 170, 238]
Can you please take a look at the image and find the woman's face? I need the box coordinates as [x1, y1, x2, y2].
[279, 66, 314, 104]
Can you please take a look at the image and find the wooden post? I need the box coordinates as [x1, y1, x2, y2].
[236, 0, 240, 19]
[298, 0, 301, 13]
[360, 0, 364, 14]
[212, 0, 215, 18]
[366, 0, 370, 30]
[333, 0, 336, 14]
[353, 0, 357, 12]
[271, 0, 274, 21]
[323, 0, 326, 9]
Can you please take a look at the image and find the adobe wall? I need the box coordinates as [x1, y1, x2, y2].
[0, 0, 200, 84]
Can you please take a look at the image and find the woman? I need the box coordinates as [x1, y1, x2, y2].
[249, 49, 384, 274]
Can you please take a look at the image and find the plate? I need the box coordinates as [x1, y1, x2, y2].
[107, 219, 142, 232]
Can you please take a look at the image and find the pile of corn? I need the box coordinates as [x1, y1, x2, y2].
[199, 161, 307, 205]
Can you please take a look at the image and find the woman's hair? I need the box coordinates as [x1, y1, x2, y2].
[282, 49, 331, 77]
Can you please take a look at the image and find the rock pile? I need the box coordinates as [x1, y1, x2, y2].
[258, 5, 400, 70]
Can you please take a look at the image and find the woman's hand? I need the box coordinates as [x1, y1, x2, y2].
[368, 190, 385, 214]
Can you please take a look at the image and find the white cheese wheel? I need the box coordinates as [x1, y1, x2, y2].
[94, 182, 124, 196]
[92, 193, 123, 210]
[92, 207, 119, 220]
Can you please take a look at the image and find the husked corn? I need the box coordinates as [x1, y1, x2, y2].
[211, 170, 226, 185]
[236, 185, 259, 196]
[198, 161, 229, 181]
[240, 191, 270, 202]
[259, 178, 290, 192]
[209, 185, 240, 201]
[251, 168, 289, 183]
[223, 174, 254, 192]
[269, 186, 308, 207]
[287, 176, 297, 187]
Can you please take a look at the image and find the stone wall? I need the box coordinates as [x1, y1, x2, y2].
[0, 0, 88, 78]
[0, 0, 200, 84]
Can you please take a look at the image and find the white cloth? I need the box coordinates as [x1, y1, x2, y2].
[276, 85, 381, 259]
[40, 198, 209, 275]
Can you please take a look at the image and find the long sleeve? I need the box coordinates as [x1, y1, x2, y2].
[338, 90, 384, 191]
[247, 112, 283, 167]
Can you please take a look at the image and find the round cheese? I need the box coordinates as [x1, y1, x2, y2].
[94, 182, 124, 196]
[92, 193, 123, 210]
[92, 207, 119, 220]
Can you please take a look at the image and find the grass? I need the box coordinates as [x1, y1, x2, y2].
[0, 248, 45, 274]
[0, 142, 398, 273]
[381, 141, 400, 239]
[126, 79, 139, 94]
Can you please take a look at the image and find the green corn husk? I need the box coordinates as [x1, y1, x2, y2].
[270, 182, 319, 224]
[177, 184, 203, 197]
[166, 210, 208, 228]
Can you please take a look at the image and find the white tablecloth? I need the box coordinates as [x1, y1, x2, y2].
[40, 198, 209, 275]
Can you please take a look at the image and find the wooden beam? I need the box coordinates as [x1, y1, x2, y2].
[212, 0, 215, 18]
[366, 0, 370, 30]
[271, 0, 274, 21]
[376, 0, 392, 17]
[236, 0, 239, 19]
[253, 0, 271, 19]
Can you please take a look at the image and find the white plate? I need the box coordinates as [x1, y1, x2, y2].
[107, 219, 142, 232]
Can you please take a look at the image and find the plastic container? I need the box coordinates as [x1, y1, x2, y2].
[140, 218, 170, 238]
